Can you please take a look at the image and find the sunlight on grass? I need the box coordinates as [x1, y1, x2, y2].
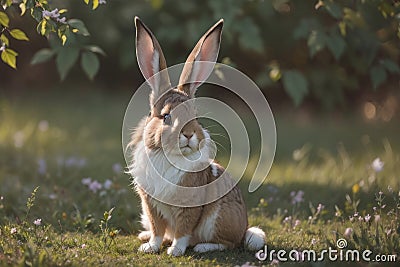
[0, 91, 399, 266]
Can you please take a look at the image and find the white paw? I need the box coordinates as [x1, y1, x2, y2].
[167, 245, 185, 256]
[138, 231, 151, 241]
[193, 243, 226, 253]
[138, 242, 160, 253]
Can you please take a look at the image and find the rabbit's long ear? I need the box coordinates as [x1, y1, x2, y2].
[178, 19, 223, 98]
[135, 17, 171, 105]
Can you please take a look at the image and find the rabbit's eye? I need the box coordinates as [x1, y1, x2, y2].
[163, 114, 172, 125]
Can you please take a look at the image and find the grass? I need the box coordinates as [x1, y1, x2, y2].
[0, 88, 399, 266]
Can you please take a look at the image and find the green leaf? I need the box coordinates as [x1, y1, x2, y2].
[326, 32, 346, 60]
[0, 11, 9, 27]
[31, 49, 55, 64]
[68, 19, 90, 36]
[19, 3, 27, 16]
[369, 65, 387, 89]
[282, 70, 309, 106]
[381, 59, 400, 74]
[10, 29, 30, 41]
[307, 30, 326, 58]
[81, 51, 100, 80]
[0, 33, 9, 46]
[1, 48, 18, 69]
[85, 45, 106, 56]
[323, 1, 343, 19]
[31, 7, 43, 22]
[234, 17, 263, 53]
[56, 47, 79, 80]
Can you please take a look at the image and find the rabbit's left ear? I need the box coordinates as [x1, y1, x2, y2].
[178, 19, 223, 98]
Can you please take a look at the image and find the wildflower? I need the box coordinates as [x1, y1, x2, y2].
[294, 219, 301, 228]
[57, 17, 67, 24]
[271, 259, 279, 266]
[353, 212, 359, 217]
[283, 216, 292, 224]
[385, 229, 392, 236]
[290, 190, 304, 205]
[37, 120, 49, 131]
[99, 0, 106, 4]
[37, 158, 47, 175]
[311, 238, 317, 245]
[344, 227, 353, 238]
[358, 216, 363, 222]
[112, 163, 123, 174]
[352, 183, 360, 194]
[81, 177, 92, 185]
[42, 9, 60, 19]
[103, 179, 113, 190]
[316, 203, 324, 213]
[364, 214, 371, 222]
[89, 180, 102, 193]
[81, 244, 87, 249]
[335, 211, 341, 217]
[33, 218, 42, 226]
[371, 158, 384, 172]
[10, 227, 17, 234]
[0, 43, 5, 52]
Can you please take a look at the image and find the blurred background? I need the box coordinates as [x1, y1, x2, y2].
[0, 0, 399, 232]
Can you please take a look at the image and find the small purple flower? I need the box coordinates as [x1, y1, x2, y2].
[37, 159, 47, 175]
[112, 163, 123, 174]
[57, 17, 67, 24]
[316, 203, 324, 213]
[371, 158, 384, 172]
[103, 179, 113, 190]
[344, 227, 353, 237]
[89, 180, 102, 193]
[33, 218, 42, 226]
[290, 190, 304, 205]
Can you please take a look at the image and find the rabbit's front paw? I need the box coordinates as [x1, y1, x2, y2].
[138, 242, 160, 253]
[167, 245, 185, 256]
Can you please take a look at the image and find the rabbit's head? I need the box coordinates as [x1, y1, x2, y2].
[135, 17, 223, 158]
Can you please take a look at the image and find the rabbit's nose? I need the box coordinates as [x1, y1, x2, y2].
[183, 132, 193, 140]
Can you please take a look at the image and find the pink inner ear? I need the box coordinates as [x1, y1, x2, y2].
[137, 33, 156, 80]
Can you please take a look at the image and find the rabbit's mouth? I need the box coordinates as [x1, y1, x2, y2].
[180, 145, 196, 155]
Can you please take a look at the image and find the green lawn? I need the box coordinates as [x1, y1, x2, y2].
[0, 88, 399, 266]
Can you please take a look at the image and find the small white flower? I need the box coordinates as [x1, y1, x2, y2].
[81, 244, 86, 249]
[10, 227, 17, 234]
[0, 43, 5, 52]
[344, 227, 353, 237]
[316, 203, 324, 213]
[57, 17, 67, 24]
[38, 120, 49, 132]
[371, 158, 384, 172]
[294, 219, 301, 228]
[364, 214, 371, 222]
[33, 218, 42, 226]
[99, 0, 106, 4]
[311, 238, 317, 245]
[81, 177, 92, 185]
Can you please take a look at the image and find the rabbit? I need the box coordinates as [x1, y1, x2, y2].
[128, 16, 266, 257]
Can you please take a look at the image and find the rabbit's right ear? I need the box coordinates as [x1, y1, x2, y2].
[135, 17, 171, 106]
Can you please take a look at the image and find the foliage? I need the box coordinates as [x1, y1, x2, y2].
[0, 0, 105, 80]
[1, 0, 399, 107]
